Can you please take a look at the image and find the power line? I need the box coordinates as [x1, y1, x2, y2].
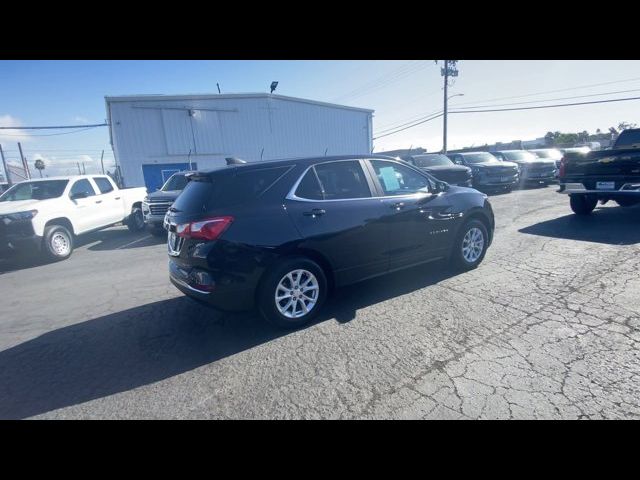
[374, 109, 443, 135]
[452, 76, 640, 108]
[373, 113, 443, 140]
[0, 123, 108, 130]
[450, 95, 640, 114]
[453, 88, 640, 110]
[373, 95, 640, 140]
[0, 126, 104, 137]
[333, 61, 430, 102]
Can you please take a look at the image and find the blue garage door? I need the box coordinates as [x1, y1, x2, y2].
[141, 163, 198, 192]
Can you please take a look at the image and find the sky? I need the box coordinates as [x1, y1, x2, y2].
[1, 60, 640, 179]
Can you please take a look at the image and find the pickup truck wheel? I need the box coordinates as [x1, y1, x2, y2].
[43, 225, 73, 261]
[127, 207, 145, 232]
[570, 195, 598, 215]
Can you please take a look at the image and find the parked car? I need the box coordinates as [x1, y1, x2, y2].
[0, 175, 147, 261]
[400, 153, 472, 187]
[164, 155, 495, 328]
[558, 128, 640, 215]
[142, 171, 194, 236]
[447, 151, 519, 192]
[491, 150, 557, 186]
[529, 148, 564, 168]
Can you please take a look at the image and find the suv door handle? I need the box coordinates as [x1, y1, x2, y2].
[303, 209, 326, 217]
[115, 196, 121, 200]
[390, 202, 405, 210]
[95, 200, 103, 204]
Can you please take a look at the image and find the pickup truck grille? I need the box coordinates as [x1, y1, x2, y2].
[148, 202, 173, 216]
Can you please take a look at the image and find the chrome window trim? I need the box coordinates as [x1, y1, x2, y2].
[286, 158, 434, 203]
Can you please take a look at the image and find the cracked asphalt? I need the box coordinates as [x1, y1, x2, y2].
[1, 184, 639, 419]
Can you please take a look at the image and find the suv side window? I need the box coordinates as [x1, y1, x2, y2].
[69, 179, 96, 198]
[93, 177, 114, 194]
[294, 168, 324, 200]
[313, 161, 371, 200]
[370, 160, 430, 196]
[451, 154, 463, 164]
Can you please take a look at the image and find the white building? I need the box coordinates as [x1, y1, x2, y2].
[105, 93, 374, 190]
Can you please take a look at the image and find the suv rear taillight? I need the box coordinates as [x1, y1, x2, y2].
[559, 157, 567, 178]
[176, 216, 234, 240]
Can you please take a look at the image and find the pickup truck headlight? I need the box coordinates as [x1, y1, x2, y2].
[3, 209, 38, 221]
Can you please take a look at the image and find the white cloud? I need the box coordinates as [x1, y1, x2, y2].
[0, 114, 31, 143]
[73, 116, 89, 123]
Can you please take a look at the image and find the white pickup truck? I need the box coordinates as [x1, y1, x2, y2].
[0, 175, 147, 261]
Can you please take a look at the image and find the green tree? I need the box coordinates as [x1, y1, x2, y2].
[34, 159, 45, 178]
[617, 121, 637, 132]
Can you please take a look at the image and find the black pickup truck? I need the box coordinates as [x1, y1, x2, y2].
[558, 128, 640, 215]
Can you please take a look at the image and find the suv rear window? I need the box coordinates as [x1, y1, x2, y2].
[171, 166, 291, 213]
[615, 129, 640, 148]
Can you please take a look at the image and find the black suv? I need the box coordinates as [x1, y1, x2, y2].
[165, 155, 495, 328]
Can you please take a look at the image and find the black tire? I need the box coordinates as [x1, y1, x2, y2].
[149, 226, 166, 237]
[451, 219, 489, 271]
[615, 198, 640, 208]
[257, 256, 328, 329]
[570, 195, 598, 215]
[127, 206, 145, 232]
[42, 224, 74, 261]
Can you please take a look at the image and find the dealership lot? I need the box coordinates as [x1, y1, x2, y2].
[0, 185, 639, 419]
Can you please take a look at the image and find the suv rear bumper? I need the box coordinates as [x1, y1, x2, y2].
[169, 259, 257, 312]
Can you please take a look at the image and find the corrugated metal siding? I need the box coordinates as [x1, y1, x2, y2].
[108, 95, 372, 187]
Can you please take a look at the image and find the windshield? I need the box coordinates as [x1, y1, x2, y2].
[531, 149, 563, 160]
[411, 154, 454, 167]
[0, 180, 68, 202]
[461, 152, 500, 164]
[161, 173, 189, 192]
[501, 151, 538, 162]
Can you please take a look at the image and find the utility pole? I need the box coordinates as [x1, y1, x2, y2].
[217, 83, 221, 94]
[100, 150, 105, 174]
[439, 60, 459, 154]
[82, 162, 86, 175]
[77, 162, 82, 175]
[443, 60, 448, 154]
[17, 142, 31, 179]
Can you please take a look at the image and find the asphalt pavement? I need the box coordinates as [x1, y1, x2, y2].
[1, 185, 639, 419]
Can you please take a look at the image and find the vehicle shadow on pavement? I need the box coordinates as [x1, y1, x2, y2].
[519, 205, 640, 245]
[0, 261, 455, 419]
[80, 228, 165, 251]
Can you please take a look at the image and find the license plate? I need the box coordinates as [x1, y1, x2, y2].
[596, 181, 615, 190]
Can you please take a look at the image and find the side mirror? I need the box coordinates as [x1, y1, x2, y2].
[70, 192, 88, 200]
